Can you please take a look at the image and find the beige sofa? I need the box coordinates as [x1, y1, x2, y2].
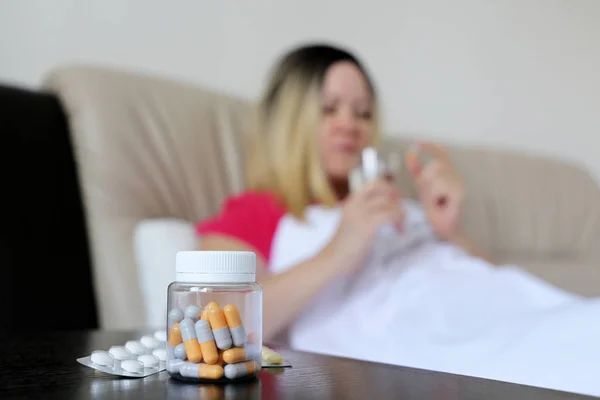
[42, 66, 600, 330]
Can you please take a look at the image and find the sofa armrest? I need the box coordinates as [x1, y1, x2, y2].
[42, 66, 251, 330]
[500, 256, 600, 297]
[0, 83, 98, 331]
[381, 136, 600, 263]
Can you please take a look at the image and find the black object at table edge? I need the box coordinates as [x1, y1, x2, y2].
[0, 83, 98, 332]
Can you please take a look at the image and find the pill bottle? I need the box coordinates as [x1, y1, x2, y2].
[165, 251, 262, 383]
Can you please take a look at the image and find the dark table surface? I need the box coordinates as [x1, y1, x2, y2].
[0, 330, 595, 399]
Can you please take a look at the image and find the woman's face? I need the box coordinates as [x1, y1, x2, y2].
[318, 61, 374, 183]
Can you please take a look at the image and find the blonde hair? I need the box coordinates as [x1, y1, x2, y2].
[245, 44, 381, 219]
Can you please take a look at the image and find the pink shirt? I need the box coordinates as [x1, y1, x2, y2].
[195, 191, 286, 265]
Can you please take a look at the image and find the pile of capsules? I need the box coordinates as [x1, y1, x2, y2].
[77, 302, 286, 379]
[166, 302, 264, 381]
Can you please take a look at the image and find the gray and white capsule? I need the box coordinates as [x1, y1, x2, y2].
[180, 362, 224, 380]
[223, 304, 247, 347]
[179, 318, 203, 363]
[194, 319, 215, 343]
[174, 343, 187, 360]
[184, 305, 202, 321]
[222, 345, 260, 364]
[167, 359, 185, 374]
[194, 319, 219, 365]
[224, 361, 261, 379]
[230, 326, 247, 348]
[168, 308, 184, 328]
[207, 308, 232, 350]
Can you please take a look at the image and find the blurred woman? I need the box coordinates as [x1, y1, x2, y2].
[197, 43, 600, 397]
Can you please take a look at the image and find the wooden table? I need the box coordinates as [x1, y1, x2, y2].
[0, 330, 594, 399]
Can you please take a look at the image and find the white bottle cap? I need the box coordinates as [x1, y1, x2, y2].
[175, 251, 256, 283]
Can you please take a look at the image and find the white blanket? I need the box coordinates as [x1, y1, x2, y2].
[269, 200, 600, 397]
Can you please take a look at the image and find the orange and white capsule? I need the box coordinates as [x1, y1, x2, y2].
[194, 319, 219, 365]
[180, 362, 224, 380]
[223, 304, 247, 347]
[201, 301, 218, 320]
[224, 360, 261, 379]
[180, 318, 203, 363]
[222, 346, 258, 364]
[208, 305, 232, 350]
[168, 322, 183, 347]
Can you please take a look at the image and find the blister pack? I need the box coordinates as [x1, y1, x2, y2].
[77, 331, 167, 378]
[261, 346, 291, 368]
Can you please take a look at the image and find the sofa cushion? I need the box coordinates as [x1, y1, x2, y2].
[133, 218, 196, 329]
[43, 66, 252, 329]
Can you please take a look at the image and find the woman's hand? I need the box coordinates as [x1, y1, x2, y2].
[326, 180, 404, 274]
[405, 141, 465, 240]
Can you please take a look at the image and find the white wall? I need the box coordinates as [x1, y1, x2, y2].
[2, 0, 599, 180]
